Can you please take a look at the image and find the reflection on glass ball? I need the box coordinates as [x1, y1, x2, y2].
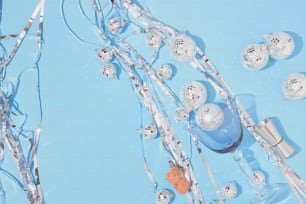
[147, 33, 162, 48]
[157, 64, 173, 80]
[137, 124, 158, 139]
[241, 44, 269, 70]
[155, 189, 173, 204]
[97, 47, 113, 62]
[174, 108, 189, 122]
[195, 103, 224, 131]
[264, 32, 295, 60]
[282, 73, 306, 99]
[170, 34, 197, 62]
[101, 64, 117, 79]
[180, 81, 207, 111]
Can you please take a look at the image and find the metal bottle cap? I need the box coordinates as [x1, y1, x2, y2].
[255, 118, 294, 159]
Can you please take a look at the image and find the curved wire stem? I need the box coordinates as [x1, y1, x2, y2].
[60, 0, 102, 46]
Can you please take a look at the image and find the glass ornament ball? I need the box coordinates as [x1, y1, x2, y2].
[170, 34, 197, 62]
[137, 124, 158, 139]
[101, 64, 117, 79]
[264, 32, 295, 60]
[147, 33, 162, 49]
[241, 44, 269, 70]
[222, 182, 238, 199]
[195, 103, 224, 131]
[174, 108, 189, 122]
[282, 73, 306, 99]
[155, 189, 173, 204]
[97, 47, 113, 63]
[157, 64, 173, 80]
[180, 81, 208, 111]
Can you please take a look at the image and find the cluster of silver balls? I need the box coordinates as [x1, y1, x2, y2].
[241, 32, 295, 70]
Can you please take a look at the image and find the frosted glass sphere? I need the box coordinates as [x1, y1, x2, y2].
[282, 73, 306, 99]
[101, 64, 117, 79]
[157, 64, 173, 80]
[107, 18, 127, 34]
[241, 44, 269, 70]
[180, 81, 207, 111]
[195, 103, 224, 131]
[147, 33, 162, 48]
[264, 32, 295, 60]
[174, 108, 189, 122]
[170, 34, 197, 62]
[156, 189, 173, 204]
[138, 124, 158, 139]
[97, 47, 113, 62]
[222, 182, 238, 199]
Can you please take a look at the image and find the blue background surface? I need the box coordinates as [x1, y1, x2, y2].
[2, 0, 306, 203]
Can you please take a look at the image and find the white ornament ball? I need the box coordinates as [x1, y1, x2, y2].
[138, 124, 158, 139]
[241, 44, 269, 70]
[170, 34, 197, 62]
[157, 64, 173, 80]
[282, 73, 306, 99]
[222, 182, 238, 199]
[264, 32, 295, 60]
[156, 189, 173, 204]
[195, 103, 224, 131]
[180, 81, 207, 111]
[147, 33, 162, 48]
[101, 64, 117, 79]
[97, 47, 113, 63]
[174, 108, 189, 122]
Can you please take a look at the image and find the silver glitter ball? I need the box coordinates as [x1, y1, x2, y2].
[221, 181, 238, 199]
[241, 44, 269, 70]
[174, 108, 189, 122]
[282, 73, 306, 99]
[264, 32, 295, 60]
[156, 189, 173, 204]
[97, 47, 113, 62]
[107, 18, 127, 34]
[157, 64, 173, 80]
[170, 34, 197, 62]
[195, 103, 224, 131]
[137, 124, 158, 139]
[147, 34, 162, 48]
[101, 64, 117, 79]
[180, 81, 207, 111]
